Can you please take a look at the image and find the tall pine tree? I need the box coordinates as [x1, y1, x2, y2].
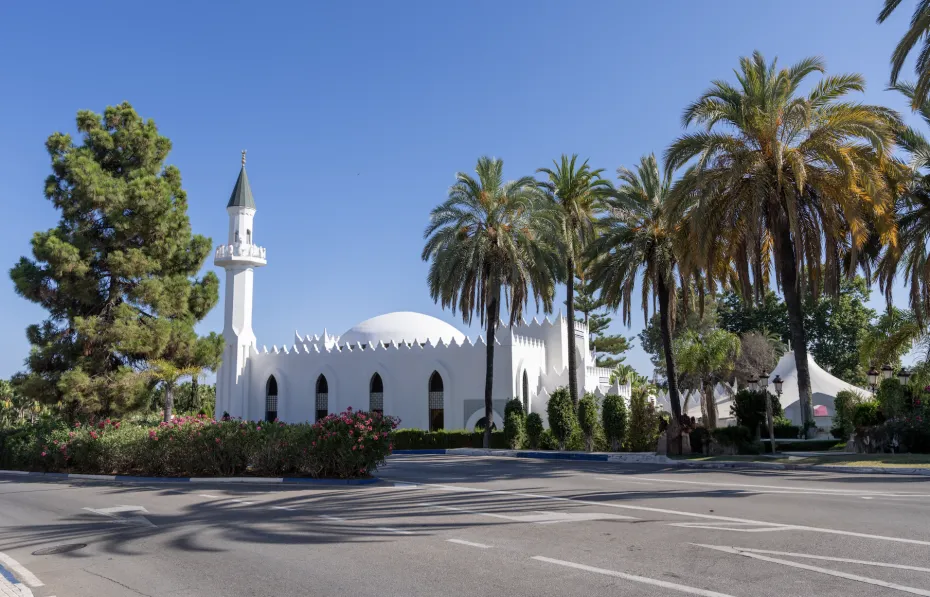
[10, 102, 222, 418]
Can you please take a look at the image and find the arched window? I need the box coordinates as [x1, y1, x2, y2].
[428, 371, 444, 431]
[265, 375, 278, 422]
[315, 375, 329, 422]
[369, 373, 384, 415]
[522, 370, 529, 414]
[246, 229, 252, 244]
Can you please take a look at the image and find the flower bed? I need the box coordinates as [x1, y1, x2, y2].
[1, 408, 395, 479]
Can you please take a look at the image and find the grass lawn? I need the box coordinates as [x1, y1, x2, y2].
[672, 453, 930, 468]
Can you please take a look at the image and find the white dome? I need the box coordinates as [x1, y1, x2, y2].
[339, 311, 467, 346]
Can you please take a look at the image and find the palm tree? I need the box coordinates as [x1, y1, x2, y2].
[587, 153, 689, 427]
[878, 1, 930, 109]
[423, 157, 561, 447]
[676, 329, 740, 429]
[666, 52, 898, 434]
[538, 155, 612, 405]
[879, 83, 930, 328]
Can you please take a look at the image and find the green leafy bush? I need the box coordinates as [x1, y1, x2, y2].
[626, 388, 660, 452]
[16, 409, 394, 478]
[503, 399, 525, 449]
[525, 412, 544, 449]
[832, 389, 864, 439]
[876, 379, 908, 419]
[711, 425, 760, 454]
[852, 401, 885, 428]
[547, 387, 577, 450]
[577, 393, 600, 451]
[601, 394, 629, 451]
[391, 428, 507, 450]
[731, 389, 783, 434]
[689, 426, 710, 454]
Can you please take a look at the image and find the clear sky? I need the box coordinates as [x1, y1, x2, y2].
[0, 0, 922, 380]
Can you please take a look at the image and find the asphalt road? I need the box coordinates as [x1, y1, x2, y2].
[0, 456, 929, 596]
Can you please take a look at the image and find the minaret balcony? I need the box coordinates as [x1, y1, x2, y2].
[214, 243, 267, 267]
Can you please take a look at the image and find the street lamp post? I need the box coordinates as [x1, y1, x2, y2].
[898, 367, 912, 386]
[881, 363, 894, 381]
[867, 366, 879, 393]
[759, 371, 776, 454]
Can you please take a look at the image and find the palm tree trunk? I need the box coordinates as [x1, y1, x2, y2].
[483, 294, 500, 449]
[776, 225, 814, 436]
[566, 257, 579, 406]
[657, 275, 681, 421]
[704, 382, 718, 429]
[191, 375, 200, 412]
[163, 383, 174, 423]
[764, 391, 777, 454]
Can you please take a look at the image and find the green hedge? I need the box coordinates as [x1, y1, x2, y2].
[761, 425, 801, 439]
[712, 426, 762, 454]
[765, 440, 845, 452]
[391, 429, 508, 450]
[1, 409, 393, 479]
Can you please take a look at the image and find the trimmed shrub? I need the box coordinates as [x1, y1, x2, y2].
[601, 394, 629, 451]
[689, 426, 710, 454]
[761, 422, 800, 440]
[577, 393, 600, 452]
[731, 389, 783, 435]
[525, 412, 544, 449]
[503, 399, 526, 449]
[16, 409, 394, 479]
[711, 425, 760, 454]
[852, 401, 884, 429]
[876, 378, 908, 419]
[547, 387, 577, 450]
[391, 429, 507, 450]
[626, 388, 660, 452]
[832, 389, 864, 439]
[774, 440, 845, 452]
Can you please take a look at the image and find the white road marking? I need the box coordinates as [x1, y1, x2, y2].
[271, 506, 295, 511]
[319, 515, 345, 522]
[376, 527, 413, 535]
[532, 556, 736, 596]
[695, 545, 930, 595]
[83, 505, 148, 515]
[705, 546, 930, 573]
[421, 502, 637, 523]
[0, 552, 43, 587]
[199, 494, 220, 498]
[670, 522, 798, 533]
[607, 476, 930, 497]
[228, 499, 255, 505]
[413, 483, 930, 546]
[446, 539, 491, 548]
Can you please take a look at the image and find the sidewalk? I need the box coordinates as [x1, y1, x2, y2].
[397, 448, 930, 477]
[0, 564, 32, 597]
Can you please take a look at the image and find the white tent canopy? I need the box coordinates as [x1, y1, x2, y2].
[663, 351, 870, 427]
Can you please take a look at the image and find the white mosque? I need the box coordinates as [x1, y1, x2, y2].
[214, 157, 630, 430]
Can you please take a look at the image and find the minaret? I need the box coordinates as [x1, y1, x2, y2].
[214, 151, 267, 420]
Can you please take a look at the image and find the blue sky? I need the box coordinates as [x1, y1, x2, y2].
[0, 1, 922, 380]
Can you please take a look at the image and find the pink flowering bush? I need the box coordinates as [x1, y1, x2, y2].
[18, 409, 396, 478]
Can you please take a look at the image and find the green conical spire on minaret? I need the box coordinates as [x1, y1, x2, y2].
[227, 150, 256, 209]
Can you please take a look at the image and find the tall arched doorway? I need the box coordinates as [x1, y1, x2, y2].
[265, 375, 278, 422]
[522, 370, 529, 413]
[370, 373, 384, 415]
[315, 375, 329, 422]
[428, 371, 444, 431]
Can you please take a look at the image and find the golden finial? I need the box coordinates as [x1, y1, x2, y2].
[241, 150, 247, 166]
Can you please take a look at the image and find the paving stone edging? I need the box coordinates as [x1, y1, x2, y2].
[0, 470, 380, 485]
[401, 448, 930, 476]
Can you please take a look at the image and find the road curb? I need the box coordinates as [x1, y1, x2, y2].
[387, 449, 930, 476]
[0, 470, 381, 485]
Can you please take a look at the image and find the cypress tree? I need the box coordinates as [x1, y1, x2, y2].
[10, 102, 222, 418]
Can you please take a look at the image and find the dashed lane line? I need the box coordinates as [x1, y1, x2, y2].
[446, 539, 491, 549]
[375, 527, 413, 535]
[532, 556, 736, 597]
[595, 475, 930, 498]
